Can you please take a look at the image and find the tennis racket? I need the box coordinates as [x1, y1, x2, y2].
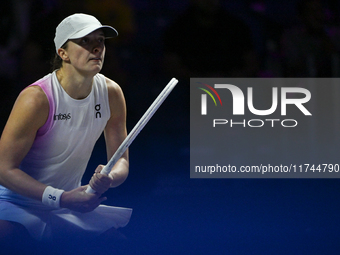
[86, 78, 178, 193]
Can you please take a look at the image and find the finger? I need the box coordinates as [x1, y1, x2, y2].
[90, 174, 102, 186]
[92, 174, 111, 189]
[85, 184, 103, 198]
[89, 175, 103, 190]
[88, 182, 101, 195]
[95, 165, 104, 174]
[79, 185, 89, 192]
[97, 173, 112, 183]
[89, 181, 106, 195]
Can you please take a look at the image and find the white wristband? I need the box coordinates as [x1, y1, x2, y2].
[42, 186, 64, 208]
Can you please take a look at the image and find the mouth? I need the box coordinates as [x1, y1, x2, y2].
[89, 57, 102, 61]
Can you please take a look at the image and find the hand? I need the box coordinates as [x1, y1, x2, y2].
[60, 185, 107, 213]
[88, 165, 114, 195]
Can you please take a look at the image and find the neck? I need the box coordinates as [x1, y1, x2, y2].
[56, 67, 94, 100]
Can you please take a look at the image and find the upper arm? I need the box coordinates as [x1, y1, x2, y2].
[0, 86, 49, 170]
[103, 78, 128, 161]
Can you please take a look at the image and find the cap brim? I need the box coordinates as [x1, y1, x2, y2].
[68, 25, 118, 40]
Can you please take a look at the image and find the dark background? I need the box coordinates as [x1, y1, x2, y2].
[1, 0, 340, 254]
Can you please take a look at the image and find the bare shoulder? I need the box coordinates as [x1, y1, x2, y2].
[105, 77, 124, 98]
[9, 86, 49, 130]
[0, 86, 49, 169]
[105, 77, 126, 107]
[104, 78, 126, 119]
[18, 86, 49, 108]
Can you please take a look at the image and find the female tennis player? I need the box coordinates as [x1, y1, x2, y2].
[0, 13, 131, 252]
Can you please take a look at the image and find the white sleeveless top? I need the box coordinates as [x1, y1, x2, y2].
[21, 70, 110, 191]
[0, 71, 132, 240]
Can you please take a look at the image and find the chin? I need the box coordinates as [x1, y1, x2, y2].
[92, 66, 103, 74]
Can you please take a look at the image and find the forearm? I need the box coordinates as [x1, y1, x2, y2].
[0, 167, 102, 212]
[109, 157, 129, 188]
[0, 167, 46, 201]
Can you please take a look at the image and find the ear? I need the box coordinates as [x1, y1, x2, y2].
[58, 48, 70, 62]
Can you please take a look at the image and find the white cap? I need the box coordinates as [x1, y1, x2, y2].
[54, 13, 118, 52]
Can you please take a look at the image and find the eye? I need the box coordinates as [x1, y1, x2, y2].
[81, 37, 89, 44]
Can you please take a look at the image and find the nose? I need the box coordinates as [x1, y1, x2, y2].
[92, 41, 104, 53]
[93, 45, 102, 53]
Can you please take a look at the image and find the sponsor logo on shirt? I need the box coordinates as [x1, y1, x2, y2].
[95, 104, 101, 118]
[54, 113, 71, 121]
